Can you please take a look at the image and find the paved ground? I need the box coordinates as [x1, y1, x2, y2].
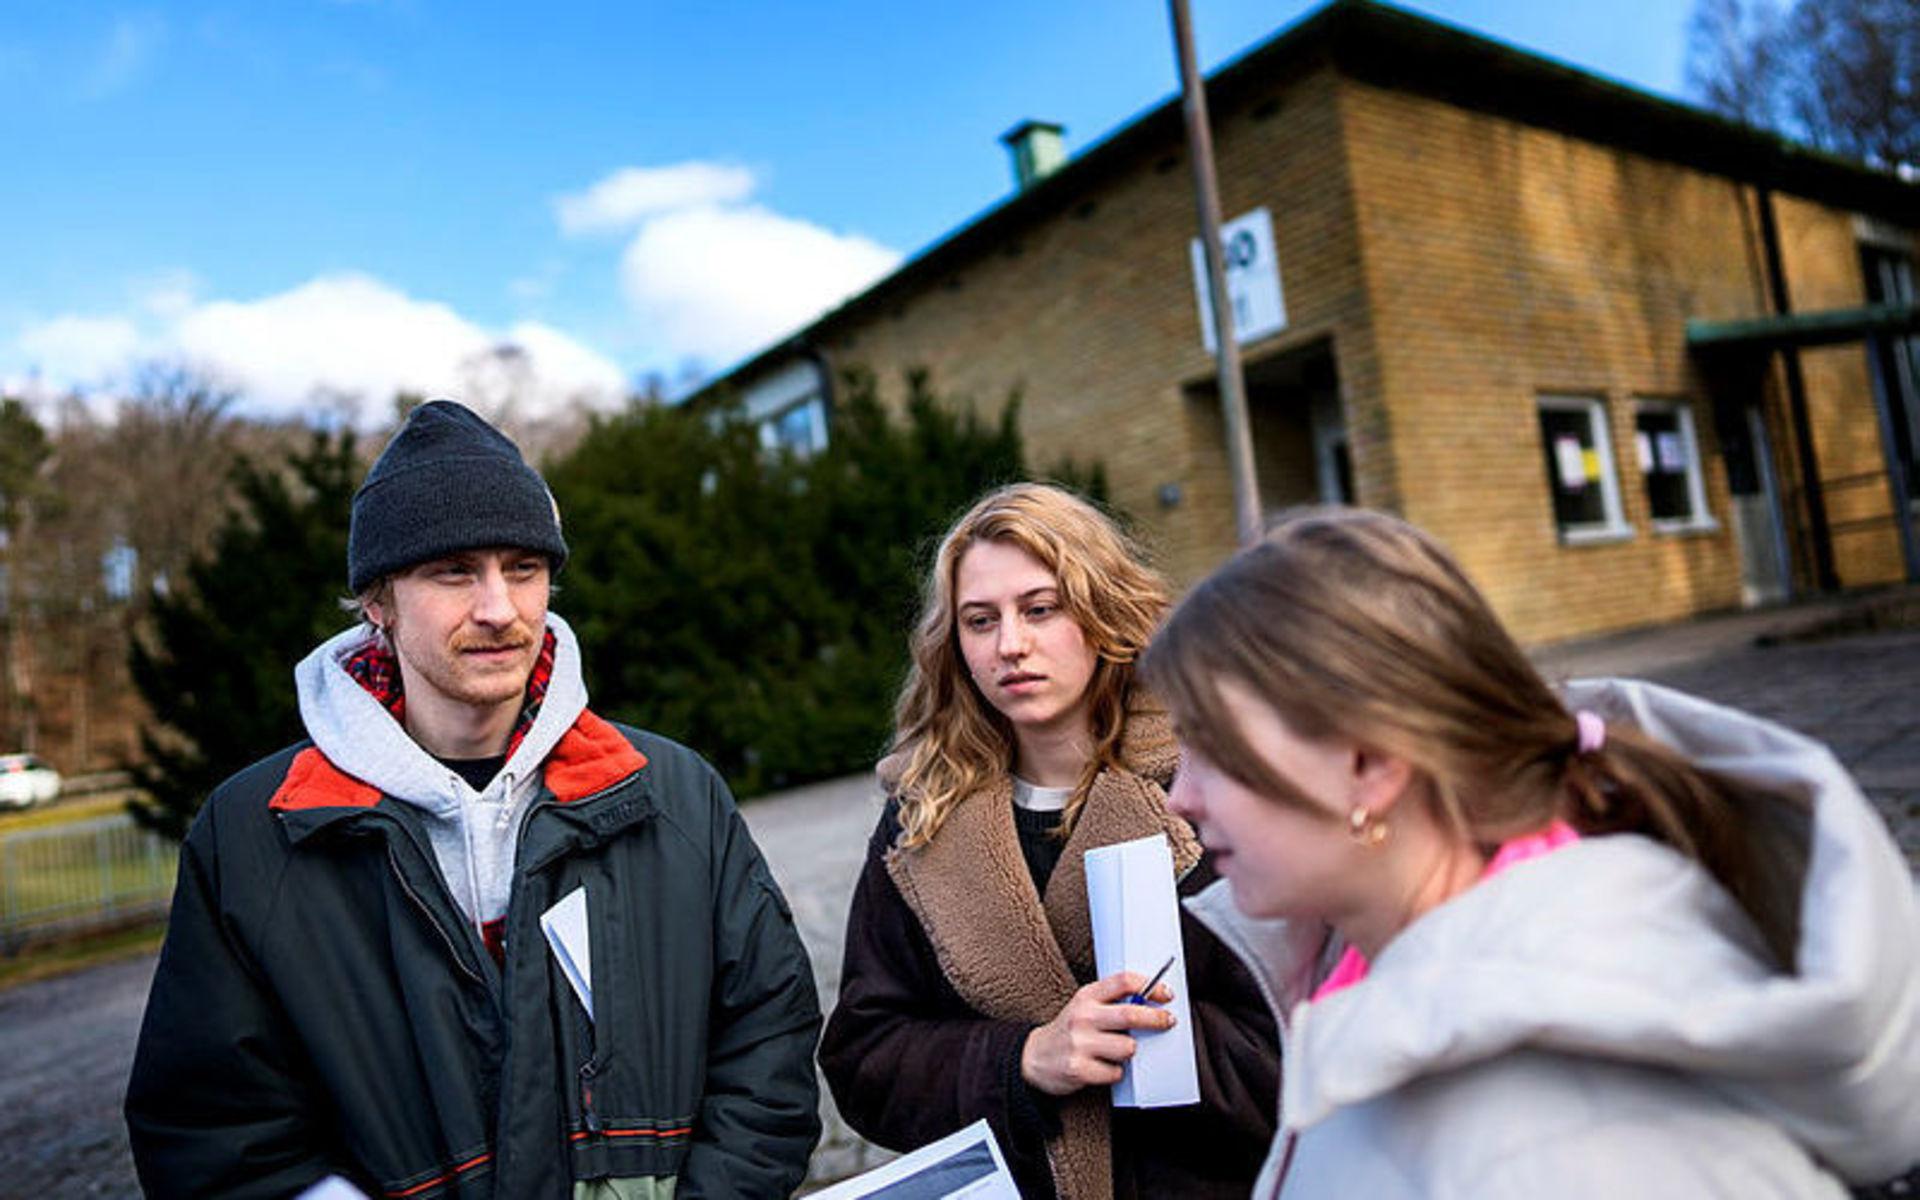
[0, 953, 158, 1198]
[4, 599, 1914, 1198]
[1535, 600, 1920, 866]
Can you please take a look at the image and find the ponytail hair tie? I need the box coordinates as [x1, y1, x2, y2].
[1575, 710, 1606, 756]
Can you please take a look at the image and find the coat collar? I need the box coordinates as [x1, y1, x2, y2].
[880, 702, 1200, 1200]
[270, 708, 648, 841]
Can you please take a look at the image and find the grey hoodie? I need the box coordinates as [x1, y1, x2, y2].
[293, 612, 589, 934]
[1191, 678, 1920, 1198]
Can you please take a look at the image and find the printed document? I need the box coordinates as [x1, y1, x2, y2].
[540, 886, 593, 1021]
[1084, 833, 1200, 1107]
[808, 1119, 1019, 1200]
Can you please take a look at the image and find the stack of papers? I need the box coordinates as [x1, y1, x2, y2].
[1083, 834, 1200, 1108]
[540, 886, 594, 1021]
[809, 1119, 1018, 1199]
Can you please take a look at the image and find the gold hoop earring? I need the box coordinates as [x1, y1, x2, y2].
[1348, 805, 1389, 847]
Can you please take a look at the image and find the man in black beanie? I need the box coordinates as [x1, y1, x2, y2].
[127, 400, 822, 1199]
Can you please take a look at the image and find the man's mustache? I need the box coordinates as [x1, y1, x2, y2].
[452, 626, 536, 653]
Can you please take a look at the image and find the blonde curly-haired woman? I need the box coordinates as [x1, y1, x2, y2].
[819, 483, 1278, 1200]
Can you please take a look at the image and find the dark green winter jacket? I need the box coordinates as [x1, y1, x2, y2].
[125, 712, 821, 1199]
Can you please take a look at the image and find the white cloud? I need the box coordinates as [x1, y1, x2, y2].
[556, 163, 757, 236]
[174, 275, 485, 407]
[563, 161, 901, 371]
[131, 269, 201, 319]
[619, 205, 899, 366]
[81, 14, 164, 100]
[13, 314, 148, 381]
[6, 272, 628, 420]
[506, 321, 627, 396]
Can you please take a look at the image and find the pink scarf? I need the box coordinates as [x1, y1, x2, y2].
[1311, 820, 1581, 1001]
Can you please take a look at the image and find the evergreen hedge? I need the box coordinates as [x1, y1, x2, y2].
[549, 368, 1102, 795]
[130, 368, 1106, 836]
[129, 430, 360, 839]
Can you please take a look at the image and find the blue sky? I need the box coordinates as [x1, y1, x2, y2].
[1, 0, 1698, 419]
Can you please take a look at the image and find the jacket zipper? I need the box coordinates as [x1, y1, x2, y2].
[387, 841, 486, 987]
[517, 778, 641, 1144]
[578, 1056, 604, 1136]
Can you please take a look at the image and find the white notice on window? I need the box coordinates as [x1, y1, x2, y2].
[1656, 431, 1687, 473]
[1554, 437, 1589, 491]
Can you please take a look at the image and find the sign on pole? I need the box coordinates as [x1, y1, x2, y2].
[1189, 207, 1287, 352]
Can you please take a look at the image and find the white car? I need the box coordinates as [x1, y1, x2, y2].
[0, 753, 61, 809]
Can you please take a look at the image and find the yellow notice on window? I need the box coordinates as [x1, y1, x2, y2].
[1580, 448, 1601, 482]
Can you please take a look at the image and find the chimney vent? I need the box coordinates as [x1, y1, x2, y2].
[1000, 120, 1066, 191]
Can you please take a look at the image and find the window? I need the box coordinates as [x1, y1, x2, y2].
[741, 361, 831, 458]
[759, 396, 829, 457]
[1537, 396, 1630, 543]
[102, 539, 138, 604]
[1634, 402, 1714, 532]
[1862, 245, 1920, 487]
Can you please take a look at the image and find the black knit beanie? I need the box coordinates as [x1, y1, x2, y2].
[347, 400, 569, 593]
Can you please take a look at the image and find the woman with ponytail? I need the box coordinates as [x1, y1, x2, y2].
[1141, 506, 1919, 1199]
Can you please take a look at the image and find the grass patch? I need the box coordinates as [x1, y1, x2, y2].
[0, 920, 165, 991]
[3, 793, 176, 968]
[3, 853, 175, 914]
[0, 792, 136, 834]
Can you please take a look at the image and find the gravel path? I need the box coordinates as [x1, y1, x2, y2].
[0, 954, 156, 1198]
[1607, 629, 1920, 868]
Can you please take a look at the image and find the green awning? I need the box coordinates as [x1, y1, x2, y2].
[1687, 303, 1920, 353]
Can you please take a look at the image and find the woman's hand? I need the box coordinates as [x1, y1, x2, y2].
[1020, 971, 1177, 1096]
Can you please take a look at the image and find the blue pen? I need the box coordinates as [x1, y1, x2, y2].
[1128, 955, 1177, 1007]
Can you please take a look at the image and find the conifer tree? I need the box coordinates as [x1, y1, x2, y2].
[128, 430, 360, 838]
[547, 367, 1101, 795]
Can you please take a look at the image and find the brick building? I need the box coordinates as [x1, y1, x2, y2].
[694, 0, 1920, 644]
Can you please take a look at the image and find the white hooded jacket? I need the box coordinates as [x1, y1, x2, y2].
[1188, 678, 1920, 1199]
[292, 611, 589, 935]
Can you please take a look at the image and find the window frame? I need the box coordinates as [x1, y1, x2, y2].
[1537, 394, 1633, 545]
[1633, 399, 1718, 535]
[757, 394, 830, 458]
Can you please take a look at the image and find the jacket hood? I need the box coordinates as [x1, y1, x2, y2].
[1193, 677, 1920, 1184]
[293, 611, 590, 817]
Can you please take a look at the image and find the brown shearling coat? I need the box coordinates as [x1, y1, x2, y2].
[818, 710, 1278, 1199]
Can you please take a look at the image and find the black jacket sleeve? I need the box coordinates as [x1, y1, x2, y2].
[817, 806, 1059, 1196]
[124, 795, 347, 1200]
[678, 769, 824, 1199]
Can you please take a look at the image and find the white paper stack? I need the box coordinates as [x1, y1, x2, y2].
[808, 1118, 1019, 1199]
[1083, 833, 1200, 1108]
[540, 886, 594, 1021]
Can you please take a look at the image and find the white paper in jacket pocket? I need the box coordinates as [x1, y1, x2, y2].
[540, 886, 593, 1021]
[1083, 833, 1199, 1107]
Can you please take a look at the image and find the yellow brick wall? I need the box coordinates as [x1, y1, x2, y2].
[1335, 80, 1908, 641]
[1771, 194, 1909, 589]
[786, 67, 1909, 643]
[817, 67, 1378, 587]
